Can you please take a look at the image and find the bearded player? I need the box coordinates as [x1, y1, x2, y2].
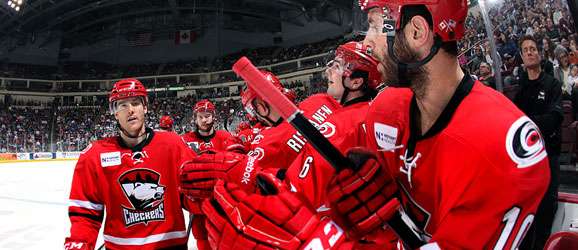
[181, 100, 233, 153]
[351, 0, 550, 248]
[180, 100, 234, 250]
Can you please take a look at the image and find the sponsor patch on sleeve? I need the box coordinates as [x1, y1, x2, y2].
[100, 151, 121, 167]
[374, 123, 398, 150]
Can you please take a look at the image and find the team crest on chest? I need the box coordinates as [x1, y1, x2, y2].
[118, 169, 166, 227]
[506, 116, 547, 168]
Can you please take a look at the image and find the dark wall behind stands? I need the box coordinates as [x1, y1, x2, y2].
[1, 8, 349, 67]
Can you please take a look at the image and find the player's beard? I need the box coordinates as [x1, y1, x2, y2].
[380, 31, 430, 99]
[197, 122, 213, 133]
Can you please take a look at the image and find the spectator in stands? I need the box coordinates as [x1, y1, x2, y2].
[545, 18, 561, 41]
[566, 64, 578, 95]
[568, 35, 578, 65]
[499, 32, 518, 60]
[559, 8, 575, 38]
[514, 35, 563, 250]
[478, 62, 496, 89]
[554, 45, 571, 99]
[470, 46, 486, 75]
[484, 41, 501, 73]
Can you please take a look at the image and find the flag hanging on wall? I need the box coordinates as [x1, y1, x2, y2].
[130, 33, 152, 47]
[175, 29, 195, 44]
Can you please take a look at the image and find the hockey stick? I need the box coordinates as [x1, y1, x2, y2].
[185, 143, 201, 242]
[232, 56, 425, 250]
[224, 105, 244, 133]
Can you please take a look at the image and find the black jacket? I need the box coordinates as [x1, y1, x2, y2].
[514, 71, 563, 155]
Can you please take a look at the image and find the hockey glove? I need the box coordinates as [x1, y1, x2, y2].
[179, 152, 259, 200]
[326, 147, 399, 240]
[201, 172, 353, 250]
[64, 238, 91, 250]
[224, 137, 248, 154]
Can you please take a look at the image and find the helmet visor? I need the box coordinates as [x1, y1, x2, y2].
[244, 103, 257, 118]
[352, 5, 397, 36]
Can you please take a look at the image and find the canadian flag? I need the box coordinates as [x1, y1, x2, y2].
[175, 29, 195, 44]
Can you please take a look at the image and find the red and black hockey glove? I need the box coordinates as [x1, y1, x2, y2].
[201, 172, 354, 250]
[63, 238, 91, 250]
[326, 147, 399, 240]
[224, 136, 248, 154]
[179, 152, 259, 200]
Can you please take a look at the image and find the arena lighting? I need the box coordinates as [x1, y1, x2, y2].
[7, 0, 22, 11]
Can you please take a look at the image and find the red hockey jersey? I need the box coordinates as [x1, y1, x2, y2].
[67, 130, 196, 249]
[181, 130, 233, 152]
[285, 99, 370, 208]
[237, 123, 262, 149]
[247, 93, 341, 171]
[365, 77, 550, 249]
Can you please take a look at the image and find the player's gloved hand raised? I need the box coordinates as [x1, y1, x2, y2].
[201, 172, 354, 250]
[64, 238, 91, 250]
[326, 147, 399, 240]
[224, 136, 248, 154]
[179, 152, 258, 200]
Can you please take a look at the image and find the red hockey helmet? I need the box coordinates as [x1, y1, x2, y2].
[357, 0, 468, 42]
[282, 88, 296, 103]
[334, 41, 381, 90]
[241, 70, 283, 117]
[237, 122, 251, 131]
[159, 115, 173, 128]
[109, 79, 148, 114]
[193, 100, 216, 115]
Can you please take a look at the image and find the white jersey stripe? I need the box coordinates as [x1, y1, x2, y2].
[103, 231, 187, 245]
[69, 199, 104, 211]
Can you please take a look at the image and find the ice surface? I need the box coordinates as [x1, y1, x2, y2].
[0, 160, 196, 250]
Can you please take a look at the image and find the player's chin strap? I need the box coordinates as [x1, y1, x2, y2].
[386, 31, 442, 87]
[117, 120, 148, 139]
[339, 75, 365, 106]
[258, 103, 284, 127]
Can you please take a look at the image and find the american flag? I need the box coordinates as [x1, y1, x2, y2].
[130, 33, 152, 47]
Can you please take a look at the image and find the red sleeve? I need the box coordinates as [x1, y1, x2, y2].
[67, 145, 104, 246]
[285, 146, 336, 209]
[285, 103, 370, 209]
[248, 124, 300, 171]
[425, 148, 549, 250]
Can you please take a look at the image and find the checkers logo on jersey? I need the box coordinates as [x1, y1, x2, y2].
[506, 116, 547, 168]
[118, 169, 166, 227]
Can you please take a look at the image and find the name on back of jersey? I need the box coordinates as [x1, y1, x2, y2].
[286, 105, 334, 153]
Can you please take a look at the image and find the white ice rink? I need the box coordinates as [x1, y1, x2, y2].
[0, 160, 196, 250]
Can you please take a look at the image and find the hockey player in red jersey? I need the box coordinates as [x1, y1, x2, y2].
[181, 100, 233, 153]
[286, 41, 382, 206]
[64, 79, 196, 250]
[236, 116, 261, 149]
[282, 41, 399, 248]
[180, 100, 234, 250]
[332, 0, 549, 249]
[158, 115, 173, 132]
[194, 0, 552, 248]
[178, 70, 340, 199]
